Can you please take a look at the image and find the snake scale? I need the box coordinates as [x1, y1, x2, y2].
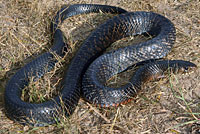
[4, 4, 197, 126]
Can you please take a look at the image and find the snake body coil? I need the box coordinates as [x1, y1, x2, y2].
[4, 4, 196, 126]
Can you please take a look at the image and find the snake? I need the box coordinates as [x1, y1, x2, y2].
[4, 4, 197, 126]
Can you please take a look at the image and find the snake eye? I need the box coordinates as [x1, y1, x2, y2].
[184, 67, 189, 72]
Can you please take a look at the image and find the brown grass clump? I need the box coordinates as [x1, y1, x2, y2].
[0, 0, 199, 133]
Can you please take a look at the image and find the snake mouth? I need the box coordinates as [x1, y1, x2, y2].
[178, 64, 197, 74]
[179, 67, 197, 75]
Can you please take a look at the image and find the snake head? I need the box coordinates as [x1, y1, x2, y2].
[175, 60, 197, 74]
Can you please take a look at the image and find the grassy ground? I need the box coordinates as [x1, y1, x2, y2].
[0, 0, 199, 133]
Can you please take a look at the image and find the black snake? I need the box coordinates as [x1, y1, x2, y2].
[4, 4, 197, 126]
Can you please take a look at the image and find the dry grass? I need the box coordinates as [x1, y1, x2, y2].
[0, 0, 199, 133]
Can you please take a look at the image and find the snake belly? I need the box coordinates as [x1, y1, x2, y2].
[4, 4, 196, 126]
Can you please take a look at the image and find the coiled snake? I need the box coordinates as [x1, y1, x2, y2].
[4, 4, 197, 126]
